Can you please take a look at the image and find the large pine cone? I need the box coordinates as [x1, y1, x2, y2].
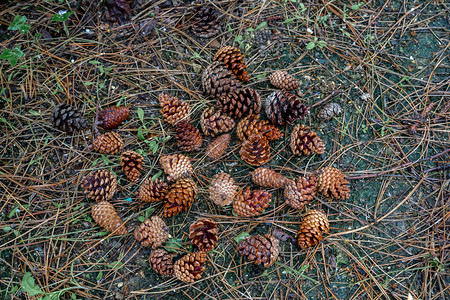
[236, 114, 283, 142]
[214, 46, 249, 82]
[189, 218, 218, 252]
[239, 134, 270, 166]
[149, 249, 174, 276]
[217, 88, 261, 119]
[191, 5, 220, 38]
[83, 170, 117, 202]
[233, 187, 271, 217]
[209, 172, 238, 206]
[297, 209, 329, 249]
[201, 61, 242, 99]
[265, 90, 308, 126]
[284, 176, 317, 211]
[269, 70, 300, 91]
[174, 251, 207, 283]
[52, 103, 89, 133]
[250, 167, 288, 189]
[159, 154, 193, 182]
[290, 124, 325, 156]
[163, 178, 198, 217]
[98, 106, 130, 130]
[121, 150, 144, 182]
[316, 167, 350, 200]
[91, 201, 127, 235]
[206, 134, 230, 160]
[200, 107, 235, 137]
[175, 120, 203, 152]
[134, 216, 169, 249]
[159, 93, 191, 125]
[237, 233, 280, 268]
[89, 131, 123, 155]
[138, 178, 168, 203]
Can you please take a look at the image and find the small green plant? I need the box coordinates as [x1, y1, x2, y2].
[306, 37, 327, 50]
[52, 10, 74, 36]
[8, 15, 30, 34]
[0, 47, 24, 67]
[234, 231, 250, 243]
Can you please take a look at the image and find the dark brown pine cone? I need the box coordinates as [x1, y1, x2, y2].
[209, 172, 238, 207]
[239, 134, 270, 166]
[120, 150, 144, 182]
[200, 107, 235, 137]
[138, 178, 168, 203]
[217, 87, 261, 119]
[214, 46, 249, 82]
[159, 154, 193, 182]
[265, 90, 308, 126]
[163, 178, 198, 217]
[189, 218, 219, 252]
[233, 187, 271, 217]
[89, 131, 123, 155]
[201, 62, 242, 99]
[236, 114, 283, 141]
[134, 216, 169, 249]
[52, 103, 89, 133]
[159, 93, 191, 125]
[98, 106, 130, 130]
[149, 249, 174, 276]
[82, 170, 117, 202]
[191, 5, 221, 38]
[290, 124, 325, 156]
[284, 176, 317, 211]
[206, 134, 231, 160]
[250, 167, 288, 189]
[297, 209, 329, 249]
[269, 70, 300, 91]
[237, 233, 280, 268]
[175, 120, 203, 152]
[91, 201, 127, 235]
[174, 251, 207, 283]
[316, 167, 350, 200]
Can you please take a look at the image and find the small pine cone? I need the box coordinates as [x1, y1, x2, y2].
[175, 121, 202, 152]
[209, 172, 238, 206]
[290, 124, 325, 156]
[201, 61, 242, 99]
[233, 187, 271, 217]
[206, 134, 230, 160]
[316, 167, 350, 200]
[297, 209, 329, 249]
[189, 218, 219, 252]
[98, 106, 130, 130]
[265, 90, 308, 126]
[163, 178, 198, 217]
[191, 5, 220, 38]
[120, 150, 144, 182]
[214, 46, 249, 82]
[159, 154, 193, 182]
[217, 88, 261, 119]
[174, 251, 207, 283]
[149, 249, 174, 276]
[250, 167, 288, 189]
[91, 201, 127, 235]
[239, 134, 271, 166]
[82, 170, 117, 202]
[159, 93, 191, 125]
[134, 216, 169, 249]
[236, 114, 283, 142]
[200, 107, 235, 137]
[89, 131, 123, 155]
[138, 178, 168, 203]
[269, 70, 300, 91]
[284, 176, 317, 211]
[317, 102, 342, 121]
[52, 103, 89, 133]
[237, 233, 280, 268]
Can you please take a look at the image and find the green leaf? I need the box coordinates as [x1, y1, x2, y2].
[138, 216, 145, 223]
[137, 127, 145, 140]
[164, 238, 184, 253]
[234, 231, 250, 243]
[152, 170, 163, 181]
[351, 3, 364, 10]
[21, 272, 44, 296]
[96, 271, 103, 281]
[306, 41, 316, 50]
[8, 15, 31, 34]
[0, 47, 24, 67]
[2, 226, 12, 232]
[29, 110, 40, 116]
[52, 11, 74, 22]
[137, 107, 144, 123]
[255, 22, 267, 31]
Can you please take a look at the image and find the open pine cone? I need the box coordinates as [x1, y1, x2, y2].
[284, 176, 317, 211]
[217, 88, 261, 120]
[237, 233, 280, 268]
[175, 120, 203, 152]
[191, 5, 220, 38]
[89, 131, 123, 155]
[206, 134, 231, 160]
[159, 93, 191, 125]
[82, 170, 117, 202]
[52, 103, 89, 133]
[98, 106, 130, 130]
[269, 70, 300, 91]
[297, 209, 329, 249]
[236, 114, 283, 142]
[316, 167, 350, 200]
[159, 154, 193, 182]
[200, 107, 235, 137]
[201, 61, 241, 99]
[209, 172, 238, 206]
[265, 90, 308, 126]
[91, 201, 127, 235]
[138, 178, 168, 203]
[121, 150, 144, 182]
[134, 216, 169, 249]
[239, 134, 271, 166]
[174, 251, 207, 283]
[233, 187, 271, 217]
[250, 167, 288, 189]
[189, 218, 219, 252]
[163, 178, 198, 217]
[290, 124, 325, 156]
[149, 249, 174, 276]
[214, 46, 249, 82]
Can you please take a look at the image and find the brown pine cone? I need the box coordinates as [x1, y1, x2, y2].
[297, 209, 329, 249]
[134, 216, 169, 249]
[159, 93, 191, 125]
[206, 134, 231, 160]
[175, 120, 203, 152]
[98, 106, 130, 130]
[284, 176, 317, 211]
[91, 201, 127, 235]
[217, 87, 260, 119]
[89, 131, 123, 155]
[237, 233, 280, 268]
[200, 107, 235, 137]
[317, 102, 342, 121]
[239, 134, 270, 166]
[159, 154, 193, 182]
[163, 178, 198, 217]
[191, 5, 220, 38]
[214, 46, 249, 82]
[209, 172, 238, 206]
[174, 251, 207, 283]
[250, 167, 288, 189]
[265, 90, 308, 126]
[316, 167, 350, 200]
[201, 61, 242, 99]
[52, 103, 89, 133]
[269, 70, 300, 91]
[189, 218, 218, 252]
[82, 170, 117, 202]
[149, 249, 174, 276]
[120, 150, 144, 182]
[290, 124, 325, 156]
[233, 187, 271, 217]
[236, 114, 283, 142]
[138, 178, 168, 203]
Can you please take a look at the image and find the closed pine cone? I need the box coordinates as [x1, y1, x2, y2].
[134, 216, 169, 249]
[189, 218, 218, 252]
[317, 102, 342, 121]
[82, 170, 117, 202]
[191, 5, 220, 38]
[316, 167, 350, 200]
[239, 134, 270, 166]
[290, 124, 325, 156]
[163, 178, 198, 217]
[269, 70, 300, 91]
[89, 131, 123, 155]
[214, 46, 249, 82]
[237, 233, 280, 268]
[200, 107, 235, 137]
[91, 201, 127, 235]
[121, 150, 144, 182]
[201, 61, 242, 99]
[209, 172, 238, 206]
[284, 176, 317, 211]
[265, 90, 308, 126]
[149, 249, 174, 276]
[159, 154, 193, 182]
[138, 178, 168, 203]
[52, 103, 89, 133]
[233, 187, 271, 217]
[159, 93, 191, 125]
[236, 114, 283, 142]
[297, 209, 329, 249]
[176, 120, 202, 152]
[206, 134, 230, 160]
[250, 167, 288, 189]
[174, 251, 207, 283]
[217, 87, 261, 119]
[98, 106, 130, 130]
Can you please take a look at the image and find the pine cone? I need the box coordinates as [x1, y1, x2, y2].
[316, 167, 350, 200]
[175, 120, 202, 152]
[317, 102, 342, 121]
[284, 176, 317, 211]
[89, 131, 123, 155]
[120, 150, 144, 182]
[98, 106, 130, 130]
[82, 170, 117, 202]
[233, 187, 271, 217]
[174, 251, 207, 283]
[217, 88, 261, 119]
[269, 70, 300, 91]
[191, 5, 220, 38]
[189, 218, 218, 252]
[297, 209, 329, 249]
[250, 167, 288, 189]
[214, 46, 249, 82]
[265, 90, 308, 126]
[201, 61, 242, 99]
[138, 178, 168, 203]
[159, 93, 191, 125]
[149, 249, 174, 276]
[163, 178, 198, 217]
[52, 103, 89, 133]
[290, 124, 325, 156]
[200, 107, 235, 137]
[159, 154, 193, 182]
[236, 114, 283, 142]
[237, 233, 280, 268]
[209, 172, 238, 206]
[91, 201, 127, 235]
[206, 134, 231, 160]
[134, 216, 169, 249]
[239, 134, 270, 166]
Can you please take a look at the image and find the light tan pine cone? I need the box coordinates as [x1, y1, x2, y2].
[91, 201, 127, 235]
[316, 166, 350, 200]
[250, 167, 288, 189]
[189, 218, 219, 252]
[200, 107, 235, 137]
[217, 88, 261, 119]
[174, 251, 207, 283]
[149, 249, 174, 276]
[89, 131, 123, 155]
[214, 46, 249, 82]
[98, 106, 130, 130]
[269, 70, 300, 91]
[175, 120, 203, 152]
[237, 233, 280, 268]
[120, 150, 144, 182]
[239, 134, 270, 166]
[82, 170, 117, 202]
[290, 124, 325, 156]
[297, 209, 329, 249]
[206, 134, 231, 160]
[209, 172, 238, 206]
[284, 176, 317, 211]
[159, 93, 191, 125]
[138, 178, 168, 203]
[201, 61, 242, 99]
[159, 154, 193, 182]
[134, 216, 169, 249]
[163, 178, 198, 217]
[233, 187, 271, 217]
